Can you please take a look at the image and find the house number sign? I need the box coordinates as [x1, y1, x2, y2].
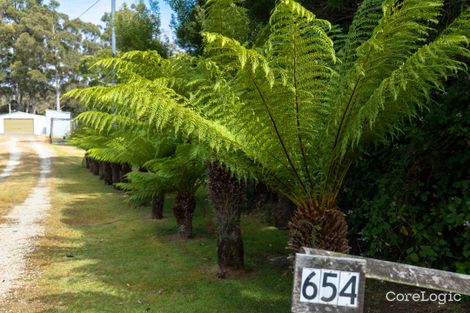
[300, 268, 360, 307]
[292, 253, 366, 313]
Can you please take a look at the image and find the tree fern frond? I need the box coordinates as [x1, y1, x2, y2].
[203, 32, 275, 82]
[70, 0, 470, 214]
[118, 171, 164, 202]
[91, 50, 167, 81]
[328, 0, 446, 158]
[356, 11, 470, 146]
[75, 111, 144, 134]
[336, 0, 383, 67]
[266, 0, 338, 191]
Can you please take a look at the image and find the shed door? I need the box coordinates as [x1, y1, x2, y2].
[4, 118, 34, 134]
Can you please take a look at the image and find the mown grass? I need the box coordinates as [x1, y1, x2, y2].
[0, 151, 7, 174]
[4, 144, 292, 312]
[0, 140, 40, 217]
[0, 136, 11, 175]
[2, 143, 469, 313]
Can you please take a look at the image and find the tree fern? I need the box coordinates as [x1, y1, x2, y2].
[67, 0, 470, 253]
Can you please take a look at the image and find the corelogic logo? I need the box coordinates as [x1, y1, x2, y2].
[386, 291, 462, 305]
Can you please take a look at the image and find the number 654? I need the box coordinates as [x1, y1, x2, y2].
[300, 269, 359, 308]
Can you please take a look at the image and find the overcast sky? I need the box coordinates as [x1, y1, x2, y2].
[57, 0, 175, 40]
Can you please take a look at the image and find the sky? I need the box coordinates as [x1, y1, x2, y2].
[57, 0, 175, 41]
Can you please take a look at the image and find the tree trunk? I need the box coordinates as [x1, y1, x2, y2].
[207, 162, 245, 275]
[55, 84, 61, 111]
[172, 193, 195, 238]
[272, 195, 295, 229]
[15, 84, 22, 111]
[84, 156, 90, 169]
[288, 204, 350, 254]
[32, 97, 37, 114]
[98, 161, 105, 180]
[151, 193, 165, 219]
[90, 159, 100, 175]
[120, 163, 132, 182]
[111, 163, 122, 184]
[89, 159, 95, 174]
[102, 162, 113, 185]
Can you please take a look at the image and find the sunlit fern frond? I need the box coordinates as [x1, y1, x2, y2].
[327, 0, 447, 157]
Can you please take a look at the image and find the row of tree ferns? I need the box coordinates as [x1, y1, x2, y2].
[68, 0, 470, 275]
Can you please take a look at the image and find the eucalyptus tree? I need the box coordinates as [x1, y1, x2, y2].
[6, 1, 48, 111]
[165, 0, 205, 54]
[47, 1, 101, 111]
[102, 1, 168, 56]
[68, 0, 470, 270]
[0, 0, 101, 112]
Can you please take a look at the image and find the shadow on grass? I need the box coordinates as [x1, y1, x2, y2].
[33, 151, 292, 313]
[36, 292, 125, 313]
[32, 148, 470, 313]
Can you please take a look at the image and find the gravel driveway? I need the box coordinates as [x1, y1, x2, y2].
[0, 137, 53, 300]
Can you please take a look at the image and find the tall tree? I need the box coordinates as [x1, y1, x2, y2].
[102, 2, 168, 56]
[47, 1, 100, 111]
[165, 0, 205, 54]
[0, 0, 100, 113]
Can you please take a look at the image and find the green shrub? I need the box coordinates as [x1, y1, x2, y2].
[343, 77, 470, 273]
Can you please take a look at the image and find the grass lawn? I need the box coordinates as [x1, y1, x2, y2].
[3, 143, 468, 313]
[5, 144, 292, 312]
[0, 136, 11, 175]
[0, 151, 7, 174]
[0, 140, 40, 217]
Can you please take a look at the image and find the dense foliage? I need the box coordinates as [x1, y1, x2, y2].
[166, 0, 359, 54]
[343, 76, 470, 273]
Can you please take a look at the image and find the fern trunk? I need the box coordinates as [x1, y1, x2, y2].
[152, 193, 165, 219]
[288, 204, 350, 254]
[98, 161, 105, 180]
[111, 163, 122, 184]
[101, 162, 113, 185]
[92, 159, 99, 175]
[172, 192, 195, 238]
[207, 162, 245, 275]
[273, 195, 294, 229]
[84, 155, 90, 169]
[120, 163, 132, 182]
[89, 158, 99, 176]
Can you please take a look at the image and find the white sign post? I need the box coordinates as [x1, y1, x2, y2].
[292, 252, 366, 313]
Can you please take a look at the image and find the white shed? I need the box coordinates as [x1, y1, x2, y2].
[46, 110, 72, 139]
[0, 111, 47, 135]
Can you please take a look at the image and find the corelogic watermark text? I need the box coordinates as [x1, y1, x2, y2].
[386, 291, 461, 305]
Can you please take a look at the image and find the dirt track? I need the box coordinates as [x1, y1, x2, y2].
[0, 136, 53, 300]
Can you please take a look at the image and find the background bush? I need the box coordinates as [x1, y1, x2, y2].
[342, 76, 470, 273]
